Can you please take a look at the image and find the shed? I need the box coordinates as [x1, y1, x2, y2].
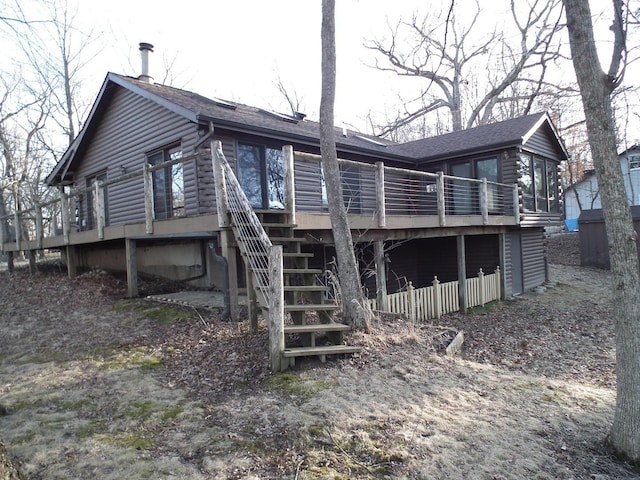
[578, 207, 640, 268]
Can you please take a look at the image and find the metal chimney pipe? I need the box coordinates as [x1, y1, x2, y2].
[138, 42, 154, 84]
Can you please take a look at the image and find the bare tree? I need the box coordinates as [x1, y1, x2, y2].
[563, 0, 640, 462]
[367, 0, 566, 135]
[319, 0, 368, 331]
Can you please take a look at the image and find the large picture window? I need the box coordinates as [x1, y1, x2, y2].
[236, 143, 284, 209]
[518, 153, 559, 213]
[147, 144, 184, 220]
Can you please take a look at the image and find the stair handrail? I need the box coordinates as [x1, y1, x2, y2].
[212, 141, 274, 307]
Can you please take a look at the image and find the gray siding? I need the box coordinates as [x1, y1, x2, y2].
[503, 232, 513, 297]
[521, 228, 546, 290]
[75, 87, 198, 226]
[524, 128, 562, 159]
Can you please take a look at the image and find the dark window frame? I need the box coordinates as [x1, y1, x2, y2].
[518, 153, 559, 213]
[147, 143, 184, 220]
[236, 142, 284, 210]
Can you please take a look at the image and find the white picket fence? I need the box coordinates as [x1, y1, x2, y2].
[366, 267, 501, 322]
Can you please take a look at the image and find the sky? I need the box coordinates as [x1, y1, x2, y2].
[3, 0, 635, 138]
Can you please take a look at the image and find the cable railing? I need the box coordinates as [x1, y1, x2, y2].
[212, 141, 274, 307]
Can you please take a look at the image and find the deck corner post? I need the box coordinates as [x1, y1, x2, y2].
[212, 139, 230, 228]
[65, 245, 77, 278]
[125, 238, 138, 298]
[283, 145, 296, 225]
[495, 266, 502, 301]
[7, 251, 14, 273]
[0, 213, 6, 254]
[479, 268, 485, 306]
[268, 245, 286, 372]
[437, 171, 446, 226]
[457, 235, 467, 313]
[220, 229, 239, 321]
[374, 240, 388, 311]
[432, 276, 441, 319]
[95, 180, 105, 240]
[376, 161, 386, 228]
[480, 178, 489, 225]
[143, 163, 155, 234]
[246, 265, 258, 333]
[60, 193, 71, 245]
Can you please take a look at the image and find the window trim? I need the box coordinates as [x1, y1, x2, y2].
[146, 142, 184, 220]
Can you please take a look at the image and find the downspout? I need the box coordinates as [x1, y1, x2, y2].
[209, 239, 230, 321]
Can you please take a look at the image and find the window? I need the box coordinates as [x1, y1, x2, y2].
[449, 157, 498, 214]
[236, 143, 284, 209]
[148, 144, 184, 220]
[629, 155, 640, 170]
[518, 153, 559, 213]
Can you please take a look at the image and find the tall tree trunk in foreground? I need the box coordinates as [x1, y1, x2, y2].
[563, 0, 640, 462]
[319, 0, 367, 331]
[0, 436, 25, 479]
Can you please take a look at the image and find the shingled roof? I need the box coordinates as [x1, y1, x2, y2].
[387, 112, 568, 162]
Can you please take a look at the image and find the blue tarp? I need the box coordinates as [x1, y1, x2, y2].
[565, 218, 578, 232]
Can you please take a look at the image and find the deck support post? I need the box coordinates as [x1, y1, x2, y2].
[28, 250, 36, 274]
[7, 251, 14, 273]
[376, 162, 386, 227]
[374, 240, 388, 311]
[125, 238, 138, 298]
[14, 212, 21, 252]
[143, 163, 154, 234]
[437, 172, 446, 226]
[220, 229, 239, 321]
[246, 264, 258, 333]
[457, 235, 467, 313]
[513, 184, 521, 224]
[269, 245, 286, 372]
[66, 245, 77, 279]
[283, 145, 296, 225]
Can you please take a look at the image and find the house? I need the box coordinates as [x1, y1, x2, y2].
[0, 47, 568, 368]
[564, 144, 640, 229]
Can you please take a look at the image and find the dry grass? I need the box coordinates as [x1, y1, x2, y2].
[0, 237, 639, 479]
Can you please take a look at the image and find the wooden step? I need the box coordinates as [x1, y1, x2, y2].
[261, 222, 297, 228]
[283, 345, 362, 362]
[284, 323, 351, 334]
[284, 304, 340, 312]
[269, 236, 307, 243]
[283, 285, 329, 292]
[283, 252, 314, 258]
[253, 268, 323, 275]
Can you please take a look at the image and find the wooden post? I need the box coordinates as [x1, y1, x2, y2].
[35, 205, 43, 250]
[246, 264, 258, 333]
[0, 213, 5, 254]
[61, 193, 71, 245]
[212, 139, 230, 228]
[512, 183, 520, 224]
[480, 178, 489, 225]
[13, 212, 20, 252]
[269, 245, 286, 372]
[437, 171, 446, 226]
[283, 145, 296, 225]
[478, 268, 485, 306]
[28, 249, 36, 274]
[220, 229, 239, 321]
[95, 180, 105, 240]
[143, 163, 154, 234]
[407, 281, 416, 322]
[376, 161, 386, 227]
[457, 235, 467, 313]
[433, 276, 441, 319]
[7, 251, 14, 273]
[125, 238, 138, 298]
[66, 245, 77, 278]
[495, 266, 502, 301]
[374, 240, 388, 311]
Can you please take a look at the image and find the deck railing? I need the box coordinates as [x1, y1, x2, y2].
[365, 267, 501, 321]
[0, 145, 519, 253]
[292, 152, 519, 227]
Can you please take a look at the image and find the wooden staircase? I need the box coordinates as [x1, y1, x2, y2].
[236, 210, 361, 368]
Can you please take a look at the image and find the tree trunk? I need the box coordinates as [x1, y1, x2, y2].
[563, 0, 640, 463]
[0, 436, 24, 480]
[319, 0, 368, 331]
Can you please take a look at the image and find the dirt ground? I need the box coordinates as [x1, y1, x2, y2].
[1, 232, 640, 479]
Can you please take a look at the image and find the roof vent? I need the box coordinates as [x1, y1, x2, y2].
[293, 111, 306, 120]
[138, 42, 154, 84]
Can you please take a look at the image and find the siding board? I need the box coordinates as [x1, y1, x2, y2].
[521, 228, 546, 290]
